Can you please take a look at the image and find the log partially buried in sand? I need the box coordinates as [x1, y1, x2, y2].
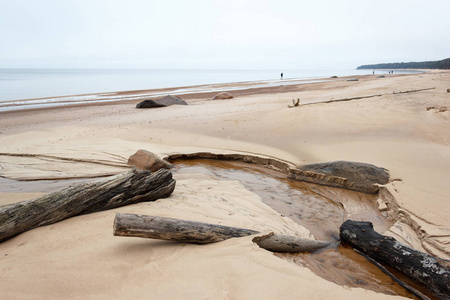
[113, 214, 332, 253]
[0, 169, 176, 243]
[340, 219, 450, 298]
[252, 232, 332, 253]
[113, 213, 260, 244]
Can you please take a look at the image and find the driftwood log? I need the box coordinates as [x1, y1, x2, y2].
[340, 220, 450, 299]
[114, 214, 332, 253]
[289, 87, 436, 108]
[0, 169, 176, 243]
[252, 232, 332, 253]
[113, 213, 259, 244]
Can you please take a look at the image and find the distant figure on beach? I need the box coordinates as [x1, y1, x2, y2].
[373, 71, 374, 75]
[281, 72, 283, 79]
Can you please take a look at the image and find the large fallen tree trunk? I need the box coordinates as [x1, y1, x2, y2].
[252, 232, 332, 253]
[340, 220, 450, 299]
[113, 213, 259, 244]
[0, 169, 176, 243]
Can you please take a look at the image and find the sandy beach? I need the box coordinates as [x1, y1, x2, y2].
[0, 71, 449, 299]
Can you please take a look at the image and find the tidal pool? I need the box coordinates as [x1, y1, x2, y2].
[172, 159, 429, 299]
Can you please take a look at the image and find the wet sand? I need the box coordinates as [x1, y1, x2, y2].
[0, 70, 449, 299]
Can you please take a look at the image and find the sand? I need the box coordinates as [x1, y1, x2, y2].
[0, 71, 449, 299]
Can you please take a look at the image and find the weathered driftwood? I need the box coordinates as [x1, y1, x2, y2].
[354, 249, 432, 300]
[290, 87, 436, 108]
[252, 232, 332, 253]
[0, 169, 176, 243]
[113, 213, 259, 244]
[340, 220, 450, 299]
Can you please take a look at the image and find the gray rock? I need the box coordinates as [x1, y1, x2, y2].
[136, 99, 166, 108]
[127, 149, 172, 172]
[212, 92, 234, 100]
[288, 161, 389, 194]
[136, 95, 187, 109]
[156, 95, 187, 106]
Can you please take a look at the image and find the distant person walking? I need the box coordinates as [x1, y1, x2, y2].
[281, 72, 283, 79]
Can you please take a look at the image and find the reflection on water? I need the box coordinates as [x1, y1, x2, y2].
[172, 159, 421, 299]
[173, 159, 344, 241]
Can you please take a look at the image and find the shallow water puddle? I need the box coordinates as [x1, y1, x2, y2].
[1, 159, 425, 298]
[172, 159, 421, 299]
[0, 176, 100, 193]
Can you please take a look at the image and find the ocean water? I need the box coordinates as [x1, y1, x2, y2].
[0, 68, 411, 102]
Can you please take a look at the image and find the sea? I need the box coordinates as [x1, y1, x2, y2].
[0, 68, 420, 111]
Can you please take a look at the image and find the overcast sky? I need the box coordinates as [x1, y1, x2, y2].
[1, 0, 448, 70]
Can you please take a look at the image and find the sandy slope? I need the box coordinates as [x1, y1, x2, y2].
[0, 71, 449, 299]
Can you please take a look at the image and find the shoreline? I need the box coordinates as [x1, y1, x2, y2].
[0, 77, 326, 112]
[1, 67, 411, 104]
[1, 70, 449, 299]
[0, 70, 427, 113]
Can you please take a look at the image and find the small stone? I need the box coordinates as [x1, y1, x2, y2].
[212, 92, 234, 100]
[127, 149, 172, 172]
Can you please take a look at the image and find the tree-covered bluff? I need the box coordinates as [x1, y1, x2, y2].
[357, 58, 449, 70]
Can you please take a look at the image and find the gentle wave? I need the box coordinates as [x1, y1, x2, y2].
[0, 68, 421, 112]
[0, 77, 325, 112]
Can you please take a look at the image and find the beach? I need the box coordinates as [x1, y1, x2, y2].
[0, 71, 449, 299]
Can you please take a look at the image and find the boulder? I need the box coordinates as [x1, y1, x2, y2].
[212, 92, 234, 100]
[136, 95, 187, 109]
[156, 95, 187, 106]
[447, 88, 450, 93]
[127, 150, 172, 172]
[288, 161, 389, 194]
[136, 99, 166, 109]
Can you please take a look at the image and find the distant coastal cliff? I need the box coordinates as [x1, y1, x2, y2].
[357, 58, 450, 70]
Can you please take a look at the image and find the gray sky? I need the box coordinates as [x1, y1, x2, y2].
[1, 0, 448, 69]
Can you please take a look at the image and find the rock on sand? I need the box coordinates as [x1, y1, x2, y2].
[212, 92, 234, 100]
[136, 99, 166, 108]
[288, 161, 390, 194]
[127, 149, 172, 171]
[136, 95, 187, 108]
